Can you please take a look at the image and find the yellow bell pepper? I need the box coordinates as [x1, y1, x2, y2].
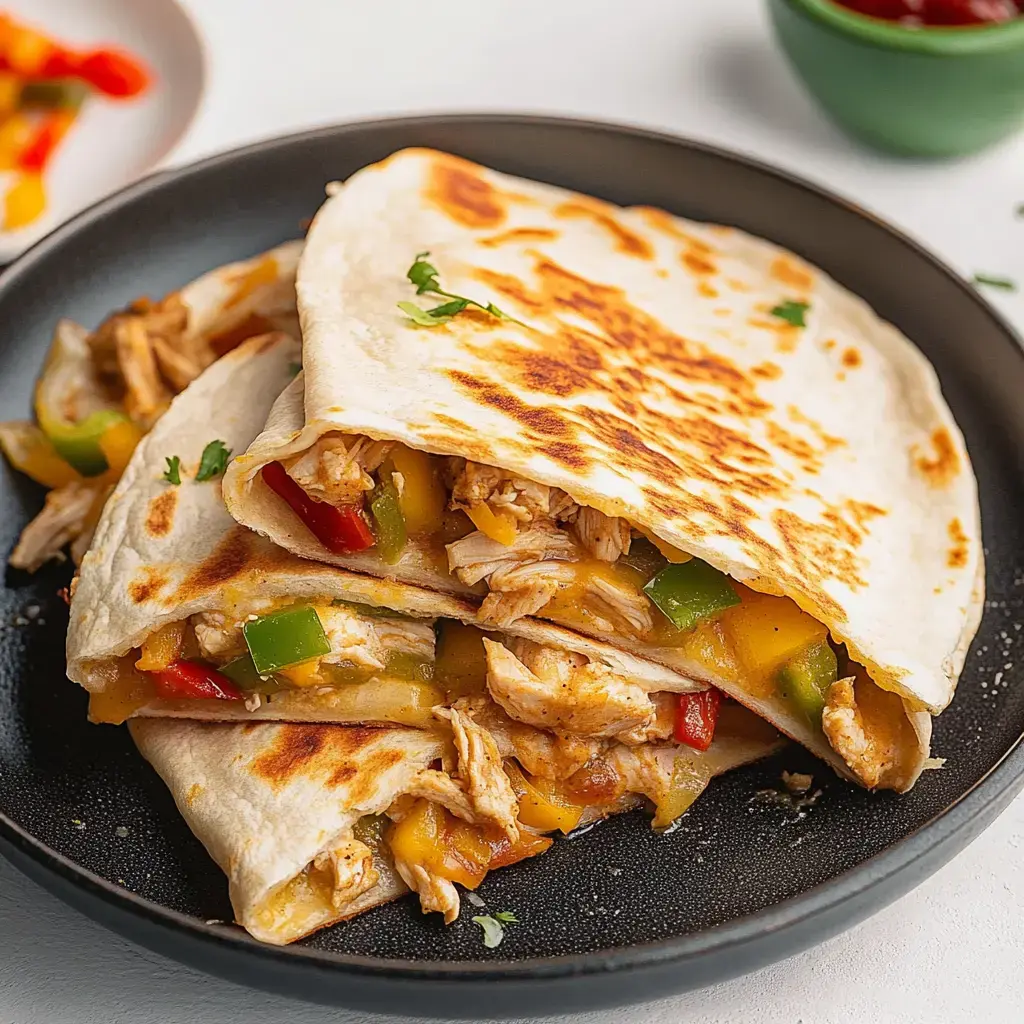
[4, 172, 45, 231]
[652, 756, 713, 830]
[6, 22, 53, 75]
[0, 72, 21, 118]
[136, 622, 185, 672]
[0, 112, 33, 171]
[97, 418, 144, 479]
[0, 420, 81, 489]
[720, 588, 827, 681]
[642, 530, 693, 564]
[387, 444, 446, 534]
[277, 658, 322, 687]
[505, 761, 585, 834]
[466, 501, 517, 546]
[387, 800, 492, 889]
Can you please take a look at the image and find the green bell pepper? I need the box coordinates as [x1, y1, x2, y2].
[776, 640, 838, 727]
[220, 652, 286, 694]
[643, 559, 740, 632]
[369, 477, 407, 564]
[44, 408, 131, 476]
[242, 605, 331, 675]
[20, 79, 90, 110]
[618, 537, 668, 583]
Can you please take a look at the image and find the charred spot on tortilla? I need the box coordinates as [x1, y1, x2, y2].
[480, 227, 559, 248]
[252, 725, 331, 785]
[145, 489, 177, 538]
[186, 783, 203, 807]
[751, 362, 783, 381]
[682, 250, 716, 276]
[174, 526, 254, 600]
[770, 256, 814, 292]
[947, 518, 970, 569]
[540, 440, 591, 470]
[425, 155, 507, 229]
[912, 428, 961, 488]
[553, 200, 654, 260]
[471, 268, 546, 314]
[697, 281, 719, 299]
[447, 372, 571, 439]
[128, 567, 167, 604]
[772, 508, 867, 591]
[841, 347, 862, 369]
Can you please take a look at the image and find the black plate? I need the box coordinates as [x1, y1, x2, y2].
[1, 115, 1022, 1019]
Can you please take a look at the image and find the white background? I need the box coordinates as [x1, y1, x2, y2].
[3, 1, 1024, 1021]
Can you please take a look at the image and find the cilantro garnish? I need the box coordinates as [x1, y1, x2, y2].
[162, 456, 181, 486]
[973, 273, 1016, 292]
[769, 300, 810, 328]
[195, 440, 231, 482]
[398, 251, 517, 327]
[472, 912, 518, 949]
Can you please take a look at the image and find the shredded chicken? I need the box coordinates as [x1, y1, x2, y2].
[603, 743, 678, 807]
[312, 838, 379, 910]
[192, 611, 246, 662]
[116, 318, 172, 428]
[151, 335, 205, 392]
[478, 560, 578, 626]
[548, 489, 579, 522]
[822, 676, 894, 790]
[393, 859, 460, 924]
[447, 522, 580, 587]
[284, 433, 392, 507]
[584, 574, 654, 637]
[483, 638, 655, 738]
[450, 461, 553, 524]
[9, 482, 98, 572]
[370, 615, 435, 660]
[615, 692, 678, 745]
[574, 506, 632, 562]
[317, 604, 388, 670]
[404, 769, 479, 823]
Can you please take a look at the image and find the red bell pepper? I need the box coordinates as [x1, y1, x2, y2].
[152, 660, 244, 701]
[17, 111, 73, 174]
[75, 48, 151, 98]
[261, 461, 375, 554]
[674, 688, 721, 752]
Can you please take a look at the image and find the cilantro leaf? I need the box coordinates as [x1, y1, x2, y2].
[973, 273, 1016, 292]
[195, 440, 231, 482]
[472, 915, 506, 948]
[399, 251, 518, 327]
[769, 300, 810, 328]
[162, 456, 181, 486]
[494, 911, 518, 923]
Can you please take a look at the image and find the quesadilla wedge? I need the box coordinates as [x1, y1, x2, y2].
[223, 149, 983, 792]
[131, 695, 781, 944]
[67, 330, 717, 731]
[1, 239, 301, 571]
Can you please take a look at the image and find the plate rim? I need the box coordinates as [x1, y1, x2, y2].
[2, 110, 1023, 983]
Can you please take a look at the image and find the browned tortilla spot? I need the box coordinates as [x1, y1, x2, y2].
[554, 200, 654, 260]
[425, 155, 507, 229]
[145, 489, 177, 538]
[913, 428, 961, 488]
[128, 567, 166, 604]
[841, 347, 862, 369]
[770, 256, 814, 292]
[480, 227, 559, 248]
[173, 526, 254, 600]
[947, 517, 969, 569]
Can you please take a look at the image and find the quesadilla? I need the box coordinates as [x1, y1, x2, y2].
[67, 331, 717, 733]
[131, 695, 781, 944]
[1, 240, 301, 571]
[223, 149, 983, 792]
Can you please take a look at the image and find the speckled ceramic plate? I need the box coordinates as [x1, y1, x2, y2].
[0, 116, 1022, 1019]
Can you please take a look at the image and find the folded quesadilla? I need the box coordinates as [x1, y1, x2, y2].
[131, 695, 781, 944]
[1, 240, 301, 571]
[67, 331, 717, 734]
[223, 149, 983, 792]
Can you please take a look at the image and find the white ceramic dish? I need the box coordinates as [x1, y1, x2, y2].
[0, 0, 206, 262]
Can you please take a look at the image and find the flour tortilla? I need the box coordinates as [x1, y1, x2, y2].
[67, 332, 703, 722]
[131, 699, 782, 945]
[223, 149, 980, 789]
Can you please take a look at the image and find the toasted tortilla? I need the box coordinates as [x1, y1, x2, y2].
[67, 332, 703, 723]
[222, 149, 980, 790]
[131, 699, 782, 945]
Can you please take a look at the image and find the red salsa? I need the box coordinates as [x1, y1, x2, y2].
[834, 0, 1023, 25]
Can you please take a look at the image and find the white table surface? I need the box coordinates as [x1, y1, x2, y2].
[3, 2, 1024, 1021]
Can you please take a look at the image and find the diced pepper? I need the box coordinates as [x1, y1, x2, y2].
[485, 829, 553, 869]
[674, 688, 721, 751]
[776, 640, 838, 727]
[440, 508, 475, 544]
[151, 660, 243, 701]
[220, 653, 271, 692]
[277, 658, 322, 688]
[643, 559, 740, 632]
[75, 48, 150, 98]
[43, 408, 132, 476]
[0, 113, 33, 170]
[387, 445, 446, 534]
[0, 72, 20, 116]
[243, 605, 331, 675]
[387, 800, 492, 889]
[434, 620, 489, 699]
[20, 78, 90, 110]
[261, 461, 375, 553]
[652, 756, 714, 830]
[306, 678, 446, 728]
[505, 761, 585, 834]
[720, 589, 828, 681]
[466, 501, 517, 546]
[3, 172, 44, 230]
[383, 649, 435, 682]
[6, 23, 53, 75]
[97, 417, 143, 479]
[135, 622, 184, 672]
[17, 109, 75, 173]
[0, 420, 81, 489]
[369, 477, 407, 564]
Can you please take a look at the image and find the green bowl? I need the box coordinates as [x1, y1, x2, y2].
[768, 0, 1024, 157]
